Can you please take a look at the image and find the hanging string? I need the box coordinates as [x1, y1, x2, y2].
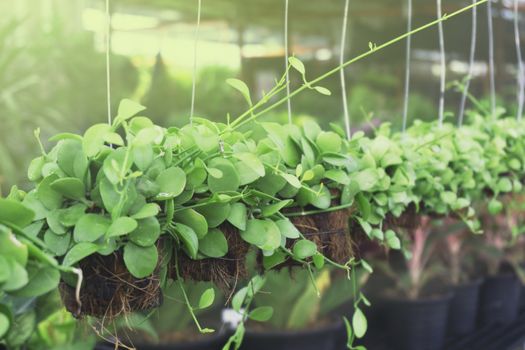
[284, 0, 292, 124]
[190, 0, 202, 124]
[514, 0, 524, 121]
[437, 0, 446, 127]
[340, 0, 351, 139]
[487, 0, 496, 116]
[402, 0, 412, 133]
[458, 0, 477, 127]
[105, 0, 112, 125]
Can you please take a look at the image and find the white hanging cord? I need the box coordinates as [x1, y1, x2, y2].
[514, 0, 524, 121]
[190, 0, 202, 124]
[105, 0, 112, 125]
[437, 0, 446, 127]
[458, 0, 477, 127]
[487, 0, 496, 116]
[340, 0, 351, 139]
[285, 0, 292, 124]
[402, 0, 412, 133]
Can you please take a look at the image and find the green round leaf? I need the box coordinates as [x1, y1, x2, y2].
[129, 217, 160, 247]
[73, 214, 111, 243]
[62, 242, 99, 266]
[57, 139, 83, 177]
[196, 202, 231, 228]
[0, 256, 9, 283]
[233, 153, 265, 177]
[131, 203, 161, 219]
[310, 185, 331, 209]
[3, 260, 28, 292]
[83, 124, 111, 157]
[316, 131, 342, 153]
[116, 99, 146, 122]
[50, 177, 85, 201]
[108, 217, 138, 238]
[103, 148, 133, 185]
[123, 243, 158, 278]
[488, 199, 503, 215]
[292, 239, 318, 260]
[173, 209, 208, 239]
[0, 199, 35, 228]
[249, 306, 274, 322]
[198, 288, 216, 309]
[37, 175, 63, 210]
[44, 230, 71, 256]
[12, 265, 60, 297]
[352, 307, 368, 339]
[207, 158, 240, 193]
[199, 229, 228, 258]
[46, 210, 66, 235]
[58, 203, 87, 227]
[27, 156, 45, 182]
[133, 144, 154, 171]
[155, 167, 186, 200]
[227, 202, 247, 230]
[276, 219, 301, 239]
[174, 223, 199, 259]
[385, 230, 401, 250]
[0, 311, 10, 339]
[241, 219, 281, 251]
[0, 227, 28, 266]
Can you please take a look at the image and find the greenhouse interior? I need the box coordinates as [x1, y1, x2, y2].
[2, 0, 525, 349]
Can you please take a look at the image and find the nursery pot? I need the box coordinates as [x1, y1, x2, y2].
[96, 332, 228, 350]
[478, 273, 521, 326]
[447, 279, 482, 336]
[239, 320, 344, 350]
[382, 294, 451, 350]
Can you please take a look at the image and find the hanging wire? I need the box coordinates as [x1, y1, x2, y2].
[514, 0, 525, 121]
[458, 0, 478, 127]
[487, 0, 496, 116]
[190, 0, 202, 124]
[402, 0, 413, 133]
[105, 0, 112, 125]
[284, 0, 292, 124]
[340, 0, 351, 139]
[437, 0, 446, 127]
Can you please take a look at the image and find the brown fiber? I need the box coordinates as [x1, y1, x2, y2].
[174, 222, 249, 292]
[60, 250, 163, 319]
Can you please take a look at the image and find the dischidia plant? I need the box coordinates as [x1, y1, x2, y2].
[4, 2, 492, 348]
[0, 199, 82, 346]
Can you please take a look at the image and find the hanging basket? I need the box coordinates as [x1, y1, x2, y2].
[60, 241, 166, 319]
[173, 222, 249, 292]
[266, 193, 355, 271]
[385, 203, 419, 230]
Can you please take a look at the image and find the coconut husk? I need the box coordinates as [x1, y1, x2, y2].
[385, 203, 418, 230]
[174, 222, 249, 292]
[263, 189, 355, 271]
[60, 248, 163, 319]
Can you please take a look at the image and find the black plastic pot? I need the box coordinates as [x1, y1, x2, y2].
[95, 332, 228, 350]
[382, 294, 451, 350]
[478, 274, 521, 327]
[520, 283, 525, 312]
[239, 321, 344, 350]
[447, 279, 482, 336]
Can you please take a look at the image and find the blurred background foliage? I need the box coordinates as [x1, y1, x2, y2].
[0, 0, 523, 193]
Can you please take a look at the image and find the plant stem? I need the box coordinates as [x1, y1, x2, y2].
[174, 257, 213, 334]
[231, 0, 488, 130]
